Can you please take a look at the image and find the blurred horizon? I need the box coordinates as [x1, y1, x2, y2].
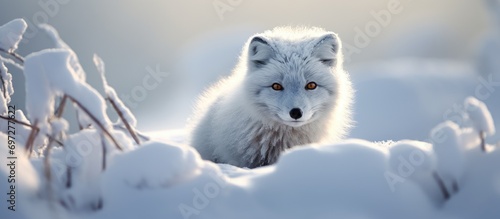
[0, 0, 496, 132]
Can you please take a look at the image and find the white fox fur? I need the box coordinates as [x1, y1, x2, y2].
[189, 26, 353, 168]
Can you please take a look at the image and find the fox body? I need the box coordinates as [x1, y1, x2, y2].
[189, 27, 353, 168]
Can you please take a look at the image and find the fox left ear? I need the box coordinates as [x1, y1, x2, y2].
[248, 36, 274, 70]
[312, 33, 341, 67]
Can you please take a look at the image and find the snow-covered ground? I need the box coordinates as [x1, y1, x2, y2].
[1, 17, 500, 219]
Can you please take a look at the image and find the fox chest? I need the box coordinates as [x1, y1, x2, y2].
[237, 124, 315, 168]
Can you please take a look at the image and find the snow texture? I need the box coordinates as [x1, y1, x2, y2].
[0, 18, 27, 52]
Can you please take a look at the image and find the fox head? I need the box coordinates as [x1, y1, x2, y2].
[241, 27, 348, 128]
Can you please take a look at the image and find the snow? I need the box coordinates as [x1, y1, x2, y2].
[103, 141, 202, 190]
[0, 18, 27, 52]
[2, 18, 500, 219]
[38, 24, 86, 81]
[0, 61, 13, 106]
[464, 96, 496, 136]
[0, 60, 14, 115]
[387, 140, 438, 204]
[431, 121, 463, 197]
[0, 132, 41, 219]
[24, 48, 112, 130]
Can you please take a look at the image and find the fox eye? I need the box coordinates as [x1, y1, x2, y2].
[305, 82, 317, 90]
[271, 83, 283, 91]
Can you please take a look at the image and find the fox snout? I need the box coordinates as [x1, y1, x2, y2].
[289, 108, 303, 120]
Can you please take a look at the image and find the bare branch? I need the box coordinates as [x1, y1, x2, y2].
[67, 95, 123, 151]
[107, 97, 140, 145]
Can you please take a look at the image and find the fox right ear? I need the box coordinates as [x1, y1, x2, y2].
[248, 36, 274, 69]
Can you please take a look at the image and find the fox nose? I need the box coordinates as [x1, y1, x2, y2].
[289, 108, 302, 120]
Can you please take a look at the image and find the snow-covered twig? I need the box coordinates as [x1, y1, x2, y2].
[0, 48, 24, 64]
[0, 114, 34, 128]
[113, 124, 150, 142]
[0, 115, 64, 148]
[93, 54, 140, 145]
[67, 95, 123, 151]
[107, 97, 140, 145]
[465, 97, 496, 152]
[0, 54, 23, 70]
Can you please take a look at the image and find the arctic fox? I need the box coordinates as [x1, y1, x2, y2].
[189, 26, 353, 168]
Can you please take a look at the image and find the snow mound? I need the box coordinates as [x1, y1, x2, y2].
[103, 141, 202, 190]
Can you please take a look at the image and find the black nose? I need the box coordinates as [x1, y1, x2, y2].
[289, 108, 302, 120]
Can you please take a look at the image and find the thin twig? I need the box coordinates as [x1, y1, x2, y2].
[0, 115, 63, 147]
[480, 131, 486, 152]
[75, 109, 84, 130]
[67, 95, 122, 151]
[25, 120, 39, 157]
[65, 167, 72, 188]
[0, 48, 24, 64]
[45, 134, 64, 147]
[113, 124, 150, 142]
[55, 95, 68, 117]
[107, 97, 140, 145]
[433, 171, 450, 200]
[0, 114, 35, 129]
[101, 133, 107, 171]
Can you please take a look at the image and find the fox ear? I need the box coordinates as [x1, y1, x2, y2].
[248, 36, 274, 69]
[312, 33, 341, 67]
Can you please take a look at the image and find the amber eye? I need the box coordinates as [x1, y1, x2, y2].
[305, 82, 317, 90]
[272, 83, 283, 91]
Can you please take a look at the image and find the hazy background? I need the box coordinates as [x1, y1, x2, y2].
[0, 0, 494, 132]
